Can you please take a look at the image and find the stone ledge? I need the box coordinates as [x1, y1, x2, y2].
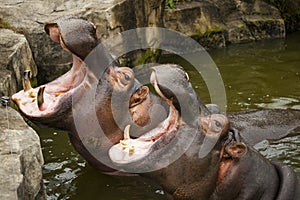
[164, 0, 285, 48]
[0, 106, 45, 200]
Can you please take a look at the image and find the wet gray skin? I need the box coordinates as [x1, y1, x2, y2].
[109, 64, 229, 170]
[148, 65, 300, 146]
[69, 65, 147, 173]
[109, 65, 300, 199]
[11, 16, 168, 173]
[12, 16, 299, 174]
[228, 109, 300, 145]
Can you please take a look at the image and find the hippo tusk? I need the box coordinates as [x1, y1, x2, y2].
[23, 70, 32, 92]
[37, 86, 45, 110]
[124, 125, 131, 140]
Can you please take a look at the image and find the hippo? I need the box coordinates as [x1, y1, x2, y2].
[12, 16, 168, 173]
[109, 65, 300, 199]
[12, 16, 101, 129]
[12, 16, 299, 174]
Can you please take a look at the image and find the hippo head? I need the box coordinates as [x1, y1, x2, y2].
[44, 16, 99, 60]
[11, 16, 101, 129]
[109, 64, 230, 173]
[12, 16, 147, 130]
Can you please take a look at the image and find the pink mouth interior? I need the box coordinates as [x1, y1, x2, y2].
[109, 102, 179, 164]
[12, 62, 86, 117]
[109, 73, 180, 164]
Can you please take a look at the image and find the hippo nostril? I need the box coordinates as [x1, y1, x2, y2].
[107, 66, 117, 77]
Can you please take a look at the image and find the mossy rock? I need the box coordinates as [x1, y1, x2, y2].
[199, 26, 226, 37]
[0, 18, 15, 31]
[132, 49, 161, 66]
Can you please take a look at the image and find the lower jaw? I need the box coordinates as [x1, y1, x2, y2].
[13, 64, 88, 117]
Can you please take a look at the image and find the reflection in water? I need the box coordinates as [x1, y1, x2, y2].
[39, 32, 300, 199]
[255, 97, 300, 109]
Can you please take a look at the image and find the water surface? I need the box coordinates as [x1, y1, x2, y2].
[38, 32, 300, 199]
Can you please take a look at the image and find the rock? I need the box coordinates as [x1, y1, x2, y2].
[0, 0, 293, 83]
[164, 1, 227, 48]
[164, 0, 285, 48]
[0, 0, 165, 84]
[234, 0, 285, 40]
[265, 0, 300, 32]
[0, 106, 45, 200]
[0, 29, 37, 96]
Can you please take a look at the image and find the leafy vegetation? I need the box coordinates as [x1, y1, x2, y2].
[133, 49, 160, 66]
[200, 26, 225, 37]
[165, 0, 192, 9]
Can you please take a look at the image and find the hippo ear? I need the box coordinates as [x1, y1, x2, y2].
[225, 142, 247, 158]
[45, 23, 60, 43]
[129, 86, 149, 108]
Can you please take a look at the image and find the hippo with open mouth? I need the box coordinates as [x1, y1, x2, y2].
[12, 16, 299, 175]
[109, 64, 300, 199]
[12, 16, 168, 173]
[12, 16, 101, 129]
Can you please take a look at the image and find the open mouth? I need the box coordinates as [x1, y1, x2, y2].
[109, 68, 181, 165]
[12, 61, 87, 118]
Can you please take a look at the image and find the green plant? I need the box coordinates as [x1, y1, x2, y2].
[203, 26, 225, 36]
[165, 0, 192, 9]
[0, 18, 11, 29]
[133, 49, 160, 66]
[165, 0, 176, 9]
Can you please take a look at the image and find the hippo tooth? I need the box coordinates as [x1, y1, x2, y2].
[129, 145, 134, 155]
[37, 86, 45, 110]
[120, 141, 128, 149]
[23, 70, 32, 92]
[124, 125, 131, 140]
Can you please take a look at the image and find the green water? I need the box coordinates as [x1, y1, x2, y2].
[38, 32, 300, 199]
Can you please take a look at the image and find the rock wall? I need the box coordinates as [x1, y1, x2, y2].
[265, 0, 300, 32]
[0, 0, 165, 83]
[0, 0, 296, 82]
[0, 0, 298, 83]
[164, 0, 285, 48]
[0, 106, 45, 200]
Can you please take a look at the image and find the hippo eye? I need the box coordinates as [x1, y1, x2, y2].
[214, 120, 222, 128]
[124, 73, 131, 81]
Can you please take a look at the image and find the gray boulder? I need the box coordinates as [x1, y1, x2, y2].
[0, 29, 37, 96]
[164, 0, 285, 48]
[0, 0, 165, 83]
[0, 106, 45, 200]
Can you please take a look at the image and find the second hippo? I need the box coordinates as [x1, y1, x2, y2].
[109, 65, 300, 199]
